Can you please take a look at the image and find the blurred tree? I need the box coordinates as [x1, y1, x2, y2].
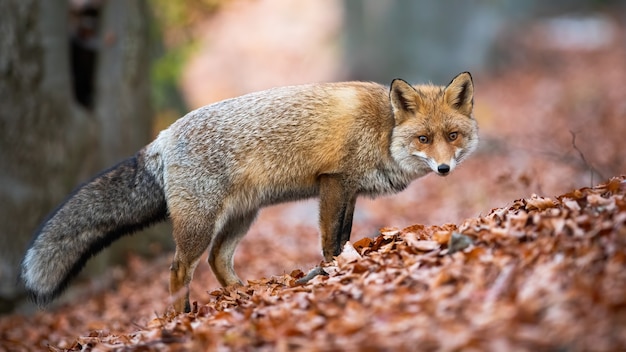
[149, 0, 225, 130]
[341, 0, 613, 84]
[342, 1, 512, 83]
[0, 0, 169, 313]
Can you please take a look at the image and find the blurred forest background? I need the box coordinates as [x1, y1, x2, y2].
[1, 0, 625, 315]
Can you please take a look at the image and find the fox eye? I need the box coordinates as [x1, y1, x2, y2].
[417, 135, 429, 144]
[448, 132, 458, 141]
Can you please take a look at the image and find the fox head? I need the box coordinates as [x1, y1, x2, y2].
[389, 72, 478, 177]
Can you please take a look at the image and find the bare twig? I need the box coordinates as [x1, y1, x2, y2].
[570, 130, 604, 186]
[477, 136, 605, 185]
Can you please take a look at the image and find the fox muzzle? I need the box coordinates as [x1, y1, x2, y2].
[437, 164, 451, 175]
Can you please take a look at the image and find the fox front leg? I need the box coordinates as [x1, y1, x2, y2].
[340, 193, 357, 246]
[319, 175, 356, 260]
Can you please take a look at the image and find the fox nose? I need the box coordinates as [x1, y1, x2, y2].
[437, 164, 450, 175]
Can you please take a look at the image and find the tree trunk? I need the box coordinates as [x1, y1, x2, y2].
[0, 0, 167, 312]
[341, 1, 533, 83]
[95, 0, 154, 164]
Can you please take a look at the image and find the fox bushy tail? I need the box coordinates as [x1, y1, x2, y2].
[21, 149, 168, 306]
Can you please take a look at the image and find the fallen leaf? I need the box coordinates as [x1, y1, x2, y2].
[336, 242, 362, 267]
[524, 195, 556, 211]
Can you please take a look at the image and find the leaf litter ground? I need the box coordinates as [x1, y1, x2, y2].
[2, 177, 626, 351]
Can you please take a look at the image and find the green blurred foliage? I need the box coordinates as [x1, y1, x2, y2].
[148, 0, 226, 132]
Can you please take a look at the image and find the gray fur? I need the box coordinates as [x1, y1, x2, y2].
[21, 150, 167, 305]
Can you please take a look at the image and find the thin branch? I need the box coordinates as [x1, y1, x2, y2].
[570, 130, 604, 186]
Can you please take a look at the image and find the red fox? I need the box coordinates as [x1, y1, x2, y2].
[21, 72, 478, 312]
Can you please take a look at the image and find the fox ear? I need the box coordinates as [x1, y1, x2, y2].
[390, 79, 422, 122]
[444, 72, 474, 116]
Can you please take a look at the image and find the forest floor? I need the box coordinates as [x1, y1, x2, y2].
[2, 9, 626, 352]
[2, 177, 626, 351]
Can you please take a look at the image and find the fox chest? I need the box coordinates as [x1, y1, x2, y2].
[357, 167, 419, 197]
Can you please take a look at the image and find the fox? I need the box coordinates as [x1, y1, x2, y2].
[21, 72, 478, 313]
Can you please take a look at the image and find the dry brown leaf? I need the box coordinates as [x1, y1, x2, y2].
[409, 239, 440, 252]
[432, 230, 452, 244]
[380, 226, 400, 237]
[524, 195, 556, 211]
[352, 236, 373, 251]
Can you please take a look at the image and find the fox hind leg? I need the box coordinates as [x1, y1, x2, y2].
[208, 209, 258, 287]
[169, 215, 213, 313]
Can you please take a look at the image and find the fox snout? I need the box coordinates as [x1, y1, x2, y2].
[420, 155, 457, 176]
[432, 161, 455, 176]
[437, 164, 451, 175]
